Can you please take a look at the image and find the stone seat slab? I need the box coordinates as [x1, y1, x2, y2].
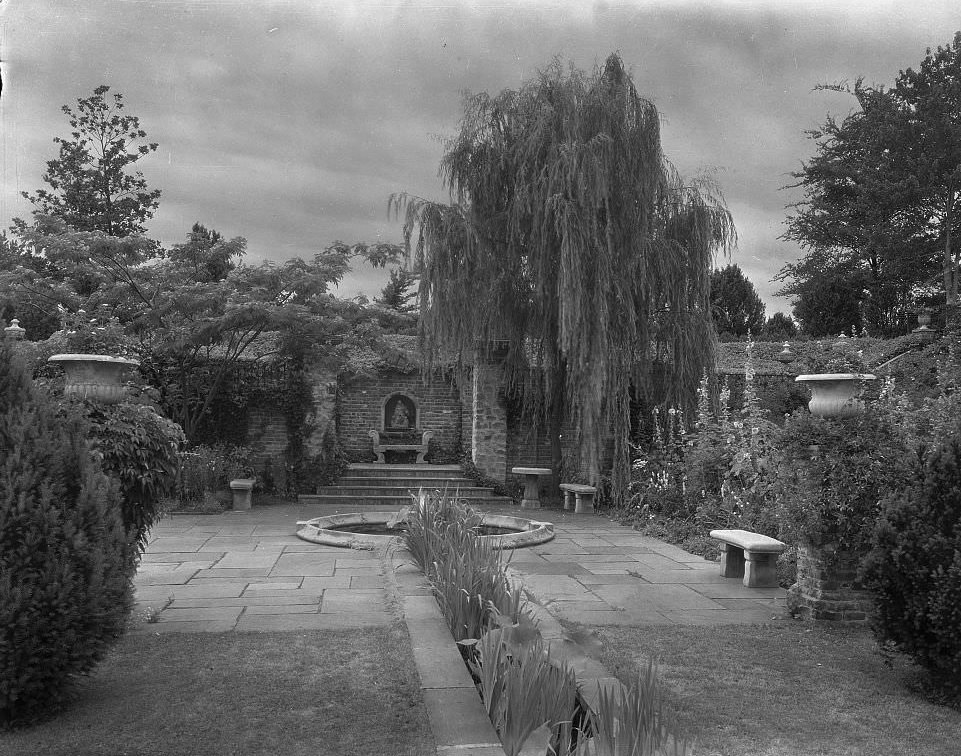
[709, 529, 786, 553]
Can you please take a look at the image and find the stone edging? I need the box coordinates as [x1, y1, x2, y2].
[384, 551, 623, 756]
[386, 548, 508, 756]
[297, 512, 554, 550]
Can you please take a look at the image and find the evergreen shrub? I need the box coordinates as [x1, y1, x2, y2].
[861, 437, 961, 699]
[0, 342, 136, 727]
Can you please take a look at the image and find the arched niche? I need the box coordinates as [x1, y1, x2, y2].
[382, 392, 418, 431]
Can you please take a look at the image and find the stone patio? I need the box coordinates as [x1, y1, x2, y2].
[134, 502, 785, 632]
[132, 500, 788, 755]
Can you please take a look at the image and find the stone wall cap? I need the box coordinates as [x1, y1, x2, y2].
[229, 478, 257, 490]
[511, 467, 552, 475]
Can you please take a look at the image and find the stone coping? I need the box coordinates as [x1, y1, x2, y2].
[295, 511, 555, 550]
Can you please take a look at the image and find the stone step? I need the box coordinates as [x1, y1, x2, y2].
[315, 485, 496, 498]
[334, 487, 478, 498]
[338, 476, 476, 488]
[346, 463, 465, 479]
[298, 493, 512, 507]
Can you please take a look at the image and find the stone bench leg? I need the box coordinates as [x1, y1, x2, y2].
[574, 492, 594, 514]
[563, 490, 573, 510]
[744, 551, 779, 588]
[718, 543, 745, 579]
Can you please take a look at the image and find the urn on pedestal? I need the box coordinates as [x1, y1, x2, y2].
[47, 354, 140, 404]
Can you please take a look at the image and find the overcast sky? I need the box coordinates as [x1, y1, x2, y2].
[1, 1, 958, 314]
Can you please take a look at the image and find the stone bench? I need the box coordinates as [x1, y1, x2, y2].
[369, 429, 433, 464]
[709, 529, 786, 588]
[560, 483, 597, 514]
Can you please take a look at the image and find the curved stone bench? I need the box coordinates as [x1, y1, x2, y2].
[369, 429, 433, 464]
[710, 529, 786, 588]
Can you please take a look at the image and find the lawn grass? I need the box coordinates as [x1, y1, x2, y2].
[0, 626, 434, 756]
[591, 621, 961, 756]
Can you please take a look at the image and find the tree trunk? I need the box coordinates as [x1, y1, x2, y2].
[945, 181, 956, 305]
[548, 360, 566, 505]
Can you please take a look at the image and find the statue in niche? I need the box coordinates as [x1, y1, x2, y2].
[385, 395, 415, 430]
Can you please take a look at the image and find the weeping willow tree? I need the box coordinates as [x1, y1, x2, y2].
[392, 54, 735, 503]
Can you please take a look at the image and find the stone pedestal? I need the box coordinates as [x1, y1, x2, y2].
[787, 543, 872, 622]
[229, 478, 256, 511]
[512, 467, 551, 509]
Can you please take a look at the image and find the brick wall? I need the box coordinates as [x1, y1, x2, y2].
[246, 405, 288, 489]
[338, 370, 465, 462]
[787, 544, 872, 622]
[304, 361, 338, 457]
[244, 358, 338, 490]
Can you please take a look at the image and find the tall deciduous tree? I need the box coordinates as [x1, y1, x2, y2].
[1, 216, 403, 438]
[21, 85, 160, 237]
[710, 264, 765, 338]
[393, 54, 734, 500]
[895, 32, 961, 305]
[782, 32, 961, 329]
[759, 312, 798, 340]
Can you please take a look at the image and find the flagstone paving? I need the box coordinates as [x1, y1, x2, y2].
[134, 501, 786, 631]
[132, 503, 399, 633]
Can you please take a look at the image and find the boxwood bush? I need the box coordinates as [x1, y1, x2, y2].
[861, 436, 961, 700]
[0, 342, 136, 727]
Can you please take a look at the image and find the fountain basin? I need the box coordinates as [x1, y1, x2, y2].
[296, 512, 554, 549]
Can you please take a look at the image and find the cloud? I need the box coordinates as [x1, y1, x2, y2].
[3, 0, 959, 316]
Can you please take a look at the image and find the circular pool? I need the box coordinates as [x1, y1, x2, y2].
[295, 511, 554, 549]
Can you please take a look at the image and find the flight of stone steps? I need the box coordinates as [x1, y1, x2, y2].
[297, 463, 513, 508]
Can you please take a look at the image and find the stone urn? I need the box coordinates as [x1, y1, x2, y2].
[47, 353, 140, 404]
[794, 373, 877, 418]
